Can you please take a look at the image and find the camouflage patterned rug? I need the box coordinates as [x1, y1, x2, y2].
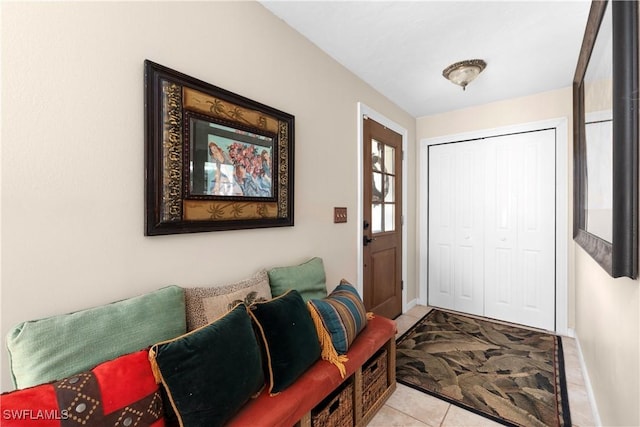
[396, 309, 571, 427]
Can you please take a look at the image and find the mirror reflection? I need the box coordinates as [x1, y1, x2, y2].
[583, 2, 613, 242]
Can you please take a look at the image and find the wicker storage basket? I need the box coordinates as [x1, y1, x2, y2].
[311, 380, 354, 427]
[362, 348, 388, 414]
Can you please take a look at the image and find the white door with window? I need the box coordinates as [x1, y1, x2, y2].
[428, 129, 556, 331]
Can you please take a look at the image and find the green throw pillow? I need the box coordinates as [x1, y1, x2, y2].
[248, 290, 321, 394]
[149, 303, 264, 427]
[6, 285, 186, 389]
[267, 257, 327, 302]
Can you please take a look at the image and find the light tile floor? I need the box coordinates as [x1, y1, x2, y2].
[369, 305, 596, 427]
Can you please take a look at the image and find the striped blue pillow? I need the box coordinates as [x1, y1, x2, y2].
[308, 280, 368, 355]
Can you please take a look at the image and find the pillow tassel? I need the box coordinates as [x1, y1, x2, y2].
[148, 347, 163, 384]
[366, 312, 375, 320]
[307, 303, 348, 378]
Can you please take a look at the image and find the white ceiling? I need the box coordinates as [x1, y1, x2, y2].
[260, 1, 592, 117]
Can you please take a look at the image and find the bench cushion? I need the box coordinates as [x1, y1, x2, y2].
[227, 315, 396, 427]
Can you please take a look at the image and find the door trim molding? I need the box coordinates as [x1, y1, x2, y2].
[357, 102, 408, 314]
[419, 117, 569, 334]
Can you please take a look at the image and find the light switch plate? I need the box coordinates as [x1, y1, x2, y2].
[334, 207, 347, 223]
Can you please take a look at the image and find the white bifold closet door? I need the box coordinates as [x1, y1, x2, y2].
[428, 140, 486, 317]
[428, 129, 556, 331]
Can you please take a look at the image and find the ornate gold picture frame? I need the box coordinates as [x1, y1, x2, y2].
[144, 60, 294, 235]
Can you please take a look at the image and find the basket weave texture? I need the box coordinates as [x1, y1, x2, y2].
[311, 381, 354, 427]
[363, 348, 388, 414]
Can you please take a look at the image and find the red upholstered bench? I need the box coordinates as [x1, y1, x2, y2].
[228, 315, 397, 427]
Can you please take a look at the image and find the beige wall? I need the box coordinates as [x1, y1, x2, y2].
[0, 1, 416, 391]
[575, 248, 639, 426]
[416, 87, 574, 138]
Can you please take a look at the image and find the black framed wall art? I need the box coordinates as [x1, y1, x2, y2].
[144, 60, 294, 236]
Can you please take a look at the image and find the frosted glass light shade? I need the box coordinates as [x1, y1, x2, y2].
[443, 59, 487, 90]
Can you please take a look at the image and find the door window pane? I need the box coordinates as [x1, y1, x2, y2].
[385, 145, 395, 175]
[372, 203, 383, 233]
[373, 172, 383, 202]
[385, 176, 395, 202]
[384, 204, 395, 232]
[372, 140, 382, 171]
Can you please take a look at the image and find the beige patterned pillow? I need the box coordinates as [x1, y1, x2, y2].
[184, 269, 271, 331]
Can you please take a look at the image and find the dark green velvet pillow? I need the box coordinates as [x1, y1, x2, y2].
[248, 290, 321, 394]
[149, 304, 264, 427]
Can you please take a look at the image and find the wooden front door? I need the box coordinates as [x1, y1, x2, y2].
[363, 117, 403, 319]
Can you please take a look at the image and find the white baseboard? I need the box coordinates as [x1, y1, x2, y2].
[568, 328, 602, 426]
[405, 298, 418, 313]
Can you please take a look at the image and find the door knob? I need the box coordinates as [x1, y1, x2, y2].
[363, 236, 376, 246]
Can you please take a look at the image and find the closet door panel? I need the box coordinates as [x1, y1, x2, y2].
[452, 142, 484, 315]
[428, 145, 455, 309]
[484, 139, 519, 317]
[516, 131, 556, 330]
[484, 131, 555, 330]
[428, 142, 484, 315]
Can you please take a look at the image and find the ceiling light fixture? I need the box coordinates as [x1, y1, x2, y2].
[442, 59, 487, 91]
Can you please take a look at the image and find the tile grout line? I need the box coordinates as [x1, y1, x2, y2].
[439, 404, 452, 427]
[382, 402, 433, 427]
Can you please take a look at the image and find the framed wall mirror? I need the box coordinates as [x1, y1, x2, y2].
[573, 0, 638, 278]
